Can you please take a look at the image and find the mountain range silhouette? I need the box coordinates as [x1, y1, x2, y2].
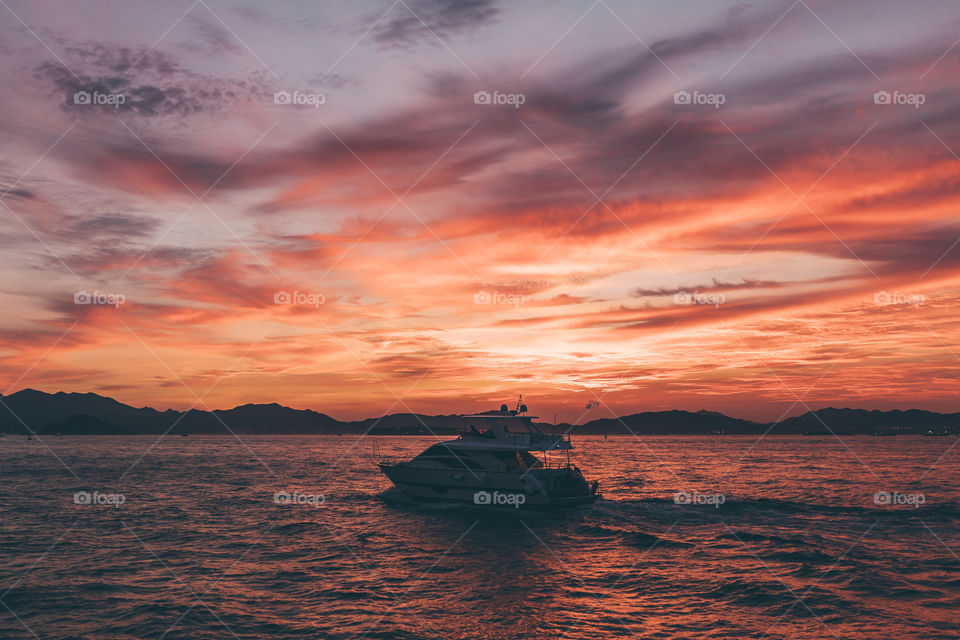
[1, 389, 957, 436]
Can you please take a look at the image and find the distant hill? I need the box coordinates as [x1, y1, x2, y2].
[41, 414, 131, 435]
[769, 407, 960, 434]
[0, 390, 335, 435]
[1, 389, 958, 435]
[213, 403, 340, 433]
[574, 409, 760, 434]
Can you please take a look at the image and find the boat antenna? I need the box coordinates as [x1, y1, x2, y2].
[516, 394, 523, 414]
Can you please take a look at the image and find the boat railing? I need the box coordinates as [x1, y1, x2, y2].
[457, 431, 573, 449]
[370, 441, 399, 465]
[532, 458, 576, 470]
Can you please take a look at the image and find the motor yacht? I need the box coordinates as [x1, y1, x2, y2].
[376, 398, 600, 508]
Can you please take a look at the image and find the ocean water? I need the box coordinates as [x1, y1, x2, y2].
[1, 434, 958, 639]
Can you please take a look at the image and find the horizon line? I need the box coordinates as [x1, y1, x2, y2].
[5, 387, 960, 425]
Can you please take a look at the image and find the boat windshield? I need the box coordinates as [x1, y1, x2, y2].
[487, 449, 542, 469]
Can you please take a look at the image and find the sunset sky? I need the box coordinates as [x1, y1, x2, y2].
[2, 0, 960, 422]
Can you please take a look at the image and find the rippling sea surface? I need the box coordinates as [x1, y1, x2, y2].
[2, 434, 959, 639]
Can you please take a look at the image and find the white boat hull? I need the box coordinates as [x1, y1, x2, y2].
[379, 463, 598, 508]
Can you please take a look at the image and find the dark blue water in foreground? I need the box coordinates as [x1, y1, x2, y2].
[1, 435, 959, 639]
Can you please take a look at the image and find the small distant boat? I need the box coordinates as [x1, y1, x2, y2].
[181, 432, 188, 437]
[924, 429, 950, 436]
[376, 397, 600, 509]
